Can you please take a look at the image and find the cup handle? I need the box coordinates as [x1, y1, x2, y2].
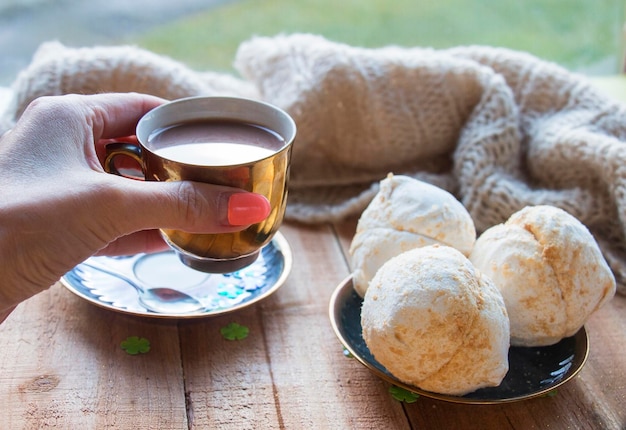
[104, 142, 144, 179]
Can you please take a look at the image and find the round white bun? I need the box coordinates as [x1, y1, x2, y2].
[361, 245, 509, 396]
[470, 205, 616, 347]
[350, 174, 476, 297]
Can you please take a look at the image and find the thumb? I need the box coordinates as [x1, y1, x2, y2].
[108, 178, 271, 237]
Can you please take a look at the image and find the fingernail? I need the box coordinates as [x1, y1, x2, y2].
[227, 193, 271, 226]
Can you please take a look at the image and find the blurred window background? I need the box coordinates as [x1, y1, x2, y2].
[0, 0, 624, 86]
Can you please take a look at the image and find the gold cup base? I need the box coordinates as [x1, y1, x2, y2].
[176, 250, 261, 273]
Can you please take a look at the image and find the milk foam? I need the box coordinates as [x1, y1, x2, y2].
[155, 142, 275, 166]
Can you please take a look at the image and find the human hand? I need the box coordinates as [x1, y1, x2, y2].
[0, 93, 270, 318]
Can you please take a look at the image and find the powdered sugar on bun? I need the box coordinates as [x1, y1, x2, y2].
[470, 205, 616, 347]
[350, 174, 476, 297]
[361, 245, 509, 396]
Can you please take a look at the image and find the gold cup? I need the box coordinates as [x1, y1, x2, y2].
[104, 96, 296, 273]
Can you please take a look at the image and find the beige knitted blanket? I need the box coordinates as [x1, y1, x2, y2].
[2, 34, 626, 295]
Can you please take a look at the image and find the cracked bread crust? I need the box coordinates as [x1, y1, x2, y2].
[361, 245, 509, 396]
[350, 174, 476, 297]
[470, 205, 616, 347]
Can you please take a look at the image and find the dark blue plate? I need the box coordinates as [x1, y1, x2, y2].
[329, 276, 589, 404]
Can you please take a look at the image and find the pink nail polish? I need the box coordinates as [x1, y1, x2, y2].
[227, 193, 271, 226]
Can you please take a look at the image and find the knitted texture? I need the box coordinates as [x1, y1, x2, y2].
[1, 34, 625, 295]
[2, 41, 258, 122]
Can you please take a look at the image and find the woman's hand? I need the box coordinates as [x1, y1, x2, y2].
[0, 93, 270, 319]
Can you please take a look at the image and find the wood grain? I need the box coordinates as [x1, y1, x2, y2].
[0, 219, 624, 429]
[0, 284, 188, 429]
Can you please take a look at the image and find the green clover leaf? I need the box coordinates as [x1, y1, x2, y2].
[342, 346, 354, 358]
[220, 322, 249, 341]
[389, 385, 419, 403]
[543, 389, 558, 398]
[121, 336, 151, 355]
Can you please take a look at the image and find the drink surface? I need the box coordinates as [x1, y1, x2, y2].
[148, 120, 285, 166]
[155, 142, 275, 166]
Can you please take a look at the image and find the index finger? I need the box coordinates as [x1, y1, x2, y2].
[81, 92, 167, 140]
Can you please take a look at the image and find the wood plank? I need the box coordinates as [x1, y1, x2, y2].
[577, 294, 626, 428]
[0, 283, 188, 429]
[332, 216, 359, 260]
[2, 216, 623, 429]
[178, 307, 279, 428]
[262, 222, 410, 429]
[180, 221, 411, 428]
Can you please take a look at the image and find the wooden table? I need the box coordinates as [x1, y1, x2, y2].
[1, 219, 625, 429]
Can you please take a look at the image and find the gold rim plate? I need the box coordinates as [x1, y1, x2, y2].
[329, 275, 589, 404]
